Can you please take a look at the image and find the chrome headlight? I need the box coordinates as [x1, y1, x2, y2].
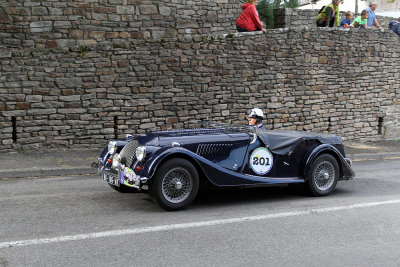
[108, 141, 116, 155]
[135, 146, 146, 161]
[112, 153, 119, 168]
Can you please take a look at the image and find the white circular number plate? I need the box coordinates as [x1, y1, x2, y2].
[250, 147, 273, 175]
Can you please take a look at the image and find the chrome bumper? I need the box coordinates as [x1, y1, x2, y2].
[94, 157, 148, 187]
[91, 158, 104, 174]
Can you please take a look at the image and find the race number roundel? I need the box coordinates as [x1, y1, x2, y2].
[250, 147, 273, 175]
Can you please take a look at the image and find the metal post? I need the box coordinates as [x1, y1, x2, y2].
[355, 0, 358, 14]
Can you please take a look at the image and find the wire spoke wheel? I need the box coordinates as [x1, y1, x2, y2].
[313, 161, 335, 191]
[306, 154, 339, 196]
[152, 158, 199, 211]
[161, 167, 193, 204]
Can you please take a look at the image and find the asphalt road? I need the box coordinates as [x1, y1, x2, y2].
[0, 160, 400, 267]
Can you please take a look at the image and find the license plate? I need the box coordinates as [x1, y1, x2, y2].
[102, 172, 120, 187]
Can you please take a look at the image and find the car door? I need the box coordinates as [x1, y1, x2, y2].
[241, 135, 297, 178]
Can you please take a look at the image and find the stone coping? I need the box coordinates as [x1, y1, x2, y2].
[1, 26, 397, 54]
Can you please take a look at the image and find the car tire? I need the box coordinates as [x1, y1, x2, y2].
[108, 184, 139, 193]
[306, 154, 339, 196]
[151, 158, 199, 211]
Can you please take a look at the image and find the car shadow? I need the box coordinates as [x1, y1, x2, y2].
[94, 174, 400, 213]
[191, 185, 306, 209]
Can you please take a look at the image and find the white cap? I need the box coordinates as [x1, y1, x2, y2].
[248, 108, 264, 118]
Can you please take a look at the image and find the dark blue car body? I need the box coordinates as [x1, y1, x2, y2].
[96, 127, 355, 210]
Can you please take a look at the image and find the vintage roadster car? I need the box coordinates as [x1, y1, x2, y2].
[94, 127, 355, 211]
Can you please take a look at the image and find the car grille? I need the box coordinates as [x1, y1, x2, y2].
[119, 140, 139, 168]
[196, 143, 232, 160]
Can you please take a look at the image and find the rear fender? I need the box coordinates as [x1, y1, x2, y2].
[304, 144, 355, 180]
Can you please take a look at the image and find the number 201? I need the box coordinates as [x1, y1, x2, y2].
[253, 156, 270, 166]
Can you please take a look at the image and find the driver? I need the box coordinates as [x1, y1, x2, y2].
[248, 108, 265, 129]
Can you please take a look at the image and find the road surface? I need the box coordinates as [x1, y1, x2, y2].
[0, 159, 399, 266]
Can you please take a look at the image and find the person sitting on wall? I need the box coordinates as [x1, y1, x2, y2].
[364, 1, 381, 28]
[316, 0, 341, 27]
[236, 0, 267, 33]
[351, 10, 368, 28]
[248, 108, 265, 129]
[388, 17, 400, 37]
[340, 11, 353, 28]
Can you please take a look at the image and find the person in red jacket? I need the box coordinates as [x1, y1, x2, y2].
[236, 0, 267, 33]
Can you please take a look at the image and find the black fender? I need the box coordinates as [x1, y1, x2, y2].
[141, 147, 304, 187]
[141, 147, 193, 179]
[304, 144, 355, 180]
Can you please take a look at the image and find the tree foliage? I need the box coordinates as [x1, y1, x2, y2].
[257, 0, 299, 29]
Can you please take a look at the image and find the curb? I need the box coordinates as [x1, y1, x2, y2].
[0, 167, 97, 179]
[349, 152, 400, 162]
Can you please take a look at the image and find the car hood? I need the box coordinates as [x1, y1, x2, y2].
[135, 128, 251, 147]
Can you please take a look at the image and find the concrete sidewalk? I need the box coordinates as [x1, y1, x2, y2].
[345, 140, 400, 162]
[0, 140, 399, 179]
[0, 149, 99, 179]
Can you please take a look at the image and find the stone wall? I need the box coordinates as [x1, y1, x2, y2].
[382, 105, 400, 139]
[274, 8, 397, 28]
[274, 8, 317, 28]
[0, 0, 241, 48]
[1, 27, 400, 152]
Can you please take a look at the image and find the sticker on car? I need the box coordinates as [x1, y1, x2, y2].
[250, 147, 273, 175]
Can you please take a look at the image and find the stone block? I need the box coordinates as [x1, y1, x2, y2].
[16, 102, 31, 110]
[30, 21, 53, 33]
[176, 19, 199, 29]
[56, 78, 83, 88]
[58, 108, 87, 114]
[108, 14, 121, 21]
[59, 95, 81, 102]
[131, 32, 144, 39]
[109, 0, 124, 5]
[50, 8, 63, 16]
[92, 13, 108, 20]
[56, 39, 76, 48]
[318, 56, 328, 64]
[106, 32, 119, 39]
[89, 31, 105, 39]
[0, 52, 12, 58]
[69, 30, 83, 39]
[2, 139, 14, 145]
[61, 89, 75, 95]
[139, 5, 158, 15]
[22, 81, 40, 88]
[54, 21, 72, 28]
[116, 5, 135, 14]
[118, 60, 130, 67]
[76, 40, 97, 46]
[32, 7, 48, 16]
[0, 15, 11, 23]
[27, 109, 56, 115]
[119, 32, 131, 38]
[46, 40, 58, 48]
[152, 30, 165, 39]
[159, 6, 171, 16]
[140, 122, 156, 129]
[94, 7, 116, 13]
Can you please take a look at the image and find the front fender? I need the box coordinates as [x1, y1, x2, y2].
[141, 147, 199, 179]
[304, 144, 355, 180]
